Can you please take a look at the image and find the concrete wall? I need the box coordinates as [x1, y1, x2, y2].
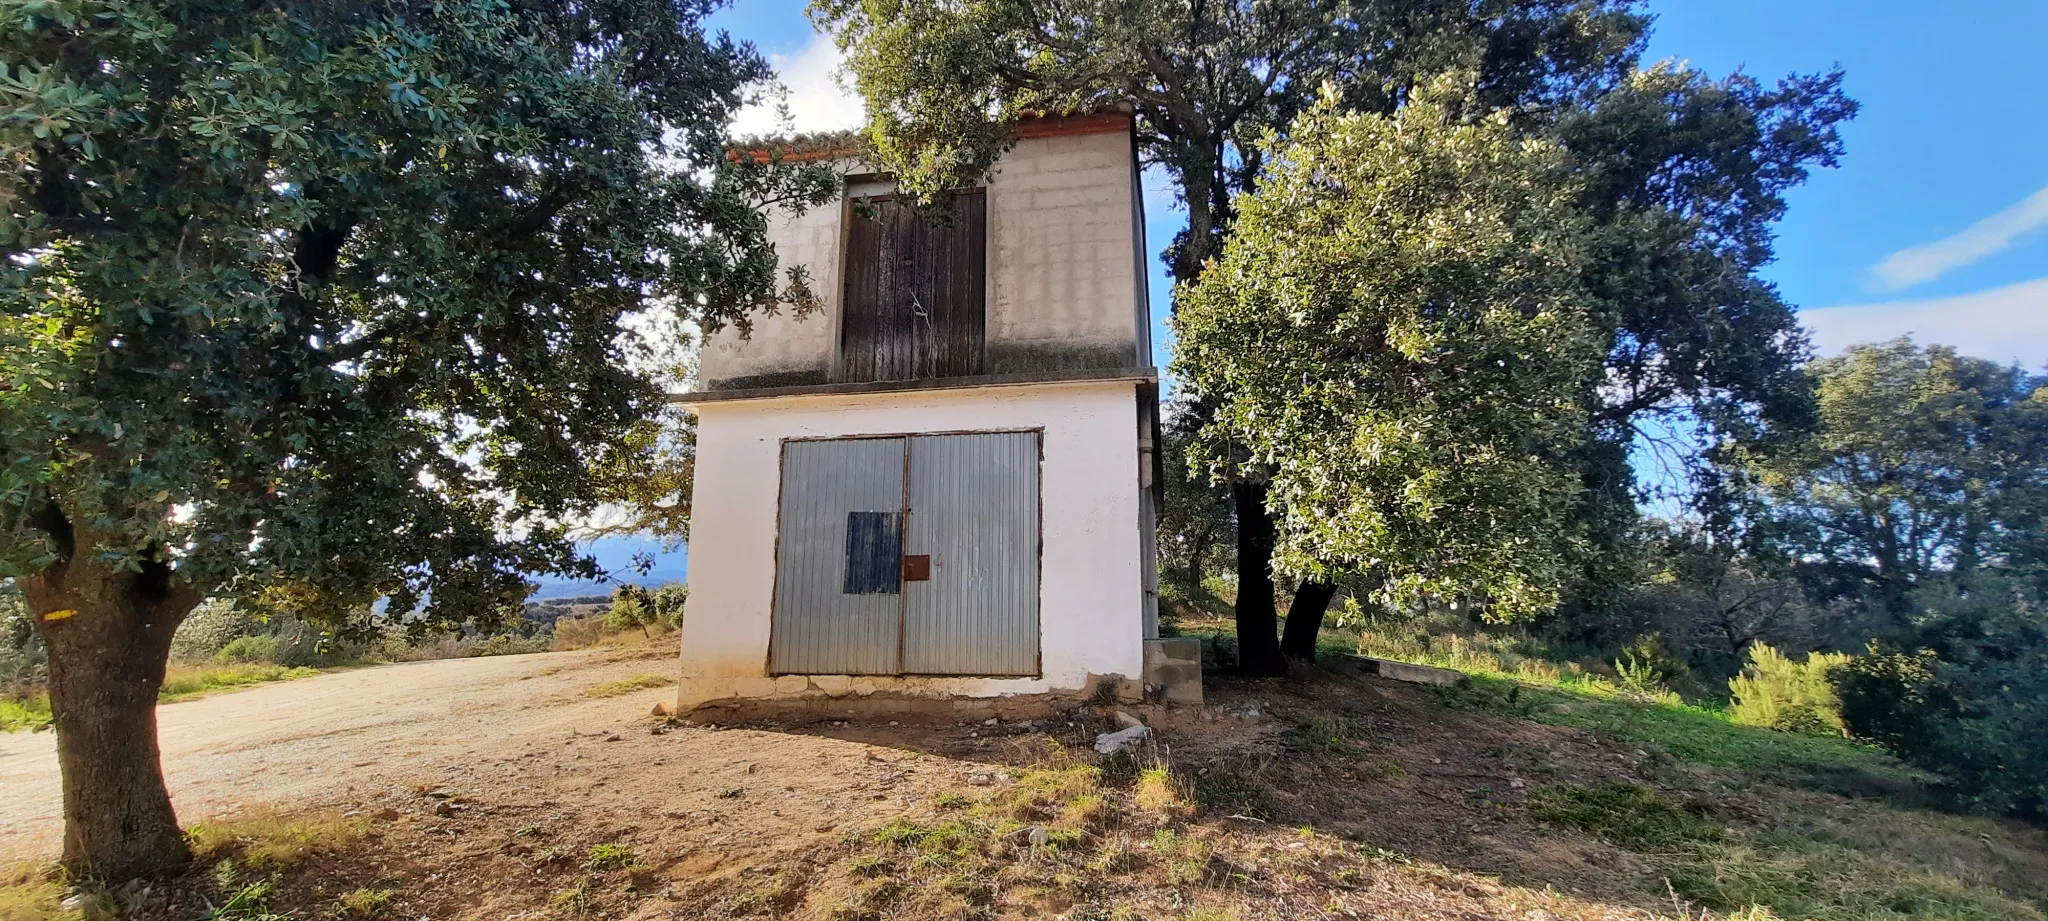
[696, 191, 845, 391]
[699, 125, 1145, 390]
[983, 129, 1144, 374]
[676, 380, 1147, 708]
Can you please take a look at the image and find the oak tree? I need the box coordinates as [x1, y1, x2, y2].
[0, 0, 830, 879]
[1174, 86, 1604, 625]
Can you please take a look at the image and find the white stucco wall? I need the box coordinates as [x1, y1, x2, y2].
[697, 123, 1145, 389]
[676, 380, 1146, 707]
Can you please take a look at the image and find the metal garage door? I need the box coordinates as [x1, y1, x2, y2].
[768, 432, 1040, 676]
[903, 433, 1040, 675]
[768, 437, 907, 675]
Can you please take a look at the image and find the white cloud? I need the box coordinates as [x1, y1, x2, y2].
[1802, 276, 2048, 367]
[730, 33, 864, 138]
[1872, 184, 2048, 290]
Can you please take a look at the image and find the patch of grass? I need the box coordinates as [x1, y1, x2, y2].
[584, 674, 671, 697]
[0, 694, 50, 733]
[1673, 839, 2045, 921]
[1280, 715, 1367, 754]
[1187, 757, 1274, 819]
[0, 865, 75, 921]
[187, 809, 368, 870]
[1151, 829, 1214, 886]
[1451, 674, 1920, 796]
[728, 872, 801, 916]
[334, 887, 396, 917]
[585, 843, 639, 871]
[1135, 767, 1191, 814]
[1526, 782, 1724, 851]
[1359, 758, 1405, 780]
[198, 861, 290, 921]
[160, 664, 322, 703]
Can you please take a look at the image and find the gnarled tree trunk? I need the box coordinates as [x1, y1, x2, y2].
[21, 516, 198, 881]
[1232, 481, 1286, 676]
[1280, 580, 1339, 661]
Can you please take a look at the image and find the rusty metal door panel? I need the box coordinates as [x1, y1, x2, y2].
[839, 192, 986, 382]
[769, 437, 906, 675]
[902, 432, 1041, 676]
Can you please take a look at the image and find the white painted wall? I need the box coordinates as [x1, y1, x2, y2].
[698, 125, 1145, 388]
[676, 380, 1146, 707]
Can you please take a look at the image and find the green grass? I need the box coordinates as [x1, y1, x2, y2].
[2, 665, 325, 732]
[1526, 782, 1724, 851]
[1451, 675, 1922, 796]
[335, 887, 396, 917]
[1328, 623, 1916, 795]
[0, 866, 77, 921]
[160, 664, 322, 702]
[0, 693, 51, 733]
[1672, 839, 2045, 921]
[584, 674, 671, 698]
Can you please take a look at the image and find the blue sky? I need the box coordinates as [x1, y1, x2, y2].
[575, 1, 2048, 589]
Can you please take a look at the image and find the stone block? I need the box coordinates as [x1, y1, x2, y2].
[1142, 638, 1204, 707]
[773, 674, 810, 696]
[811, 675, 852, 697]
[1344, 655, 1467, 687]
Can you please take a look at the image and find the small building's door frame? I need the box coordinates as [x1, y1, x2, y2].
[765, 429, 1043, 678]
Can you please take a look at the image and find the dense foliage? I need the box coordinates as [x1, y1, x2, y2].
[1175, 86, 1602, 620]
[1740, 341, 2048, 621]
[1834, 579, 2048, 817]
[1, 0, 828, 878]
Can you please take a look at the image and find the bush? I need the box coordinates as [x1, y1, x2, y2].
[169, 598, 264, 664]
[1833, 580, 2048, 816]
[1728, 643, 1848, 736]
[267, 617, 368, 667]
[0, 589, 46, 693]
[552, 616, 607, 650]
[217, 634, 282, 664]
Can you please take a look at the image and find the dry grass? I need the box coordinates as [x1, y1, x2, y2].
[0, 864, 72, 921]
[186, 808, 369, 870]
[584, 674, 672, 697]
[159, 664, 322, 703]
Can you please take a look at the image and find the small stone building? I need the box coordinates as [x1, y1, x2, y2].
[673, 111, 1199, 713]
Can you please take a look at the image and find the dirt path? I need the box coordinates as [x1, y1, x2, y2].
[0, 647, 684, 861]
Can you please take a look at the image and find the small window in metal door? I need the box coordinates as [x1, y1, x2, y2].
[842, 511, 902, 594]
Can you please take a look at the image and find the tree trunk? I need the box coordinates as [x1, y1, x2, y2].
[1186, 522, 1212, 599]
[21, 521, 198, 881]
[1280, 580, 1339, 661]
[1232, 481, 1286, 676]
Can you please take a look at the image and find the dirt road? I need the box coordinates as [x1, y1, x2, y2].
[0, 647, 685, 860]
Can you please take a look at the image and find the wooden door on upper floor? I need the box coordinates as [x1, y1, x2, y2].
[839, 190, 987, 382]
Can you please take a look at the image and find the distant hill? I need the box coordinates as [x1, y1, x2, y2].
[526, 537, 688, 601]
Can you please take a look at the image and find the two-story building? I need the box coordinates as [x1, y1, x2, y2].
[672, 110, 1200, 714]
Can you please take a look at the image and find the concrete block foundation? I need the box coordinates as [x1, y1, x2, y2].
[1143, 638, 1204, 706]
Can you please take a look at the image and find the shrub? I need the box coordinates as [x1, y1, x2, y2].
[1833, 580, 2048, 817]
[169, 599, 264, 664]
[552, 616, 607, 650]
[0, 590, 46, 693]
[267, 617, 367, 668]
[217, 634, 282, 664]
[1728, 643, 1848, 735]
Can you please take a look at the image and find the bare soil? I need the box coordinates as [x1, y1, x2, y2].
[5, 647, 2045, 920]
